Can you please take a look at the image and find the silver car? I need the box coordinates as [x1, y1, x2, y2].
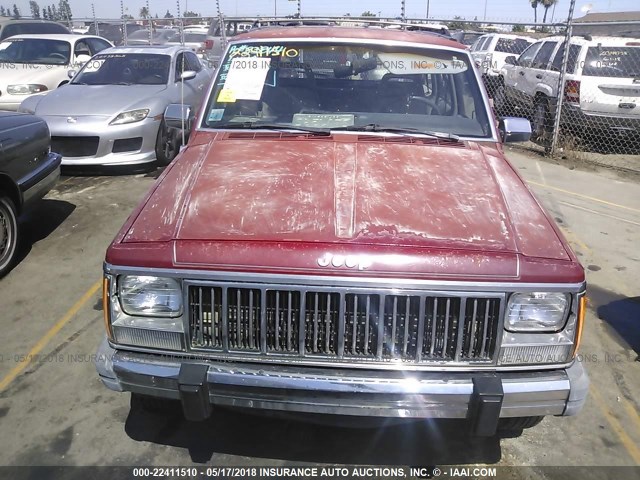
[18, 45, 212, 167]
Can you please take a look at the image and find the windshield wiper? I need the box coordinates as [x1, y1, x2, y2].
[219, 122, 331, 136]
[342, 124, 460, 141]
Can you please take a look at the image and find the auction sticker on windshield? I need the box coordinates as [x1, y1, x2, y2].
[377, 53, 468, 74]
[217, 57, 272, 102]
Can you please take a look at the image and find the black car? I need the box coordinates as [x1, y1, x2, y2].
[0, 112, 61, 276]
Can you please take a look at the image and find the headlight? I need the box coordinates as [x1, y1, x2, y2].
[109, 108, 149, 125]
[7, 84, 48, 95]
[118, 275, 182, 317]
[506, 292, 569, 332]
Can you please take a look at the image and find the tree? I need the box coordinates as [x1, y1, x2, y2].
[29, 0, 40, 18]
[541, 0, 557, 24]
[361, 11, 376, 17]
[11, 3, 19, 18]
[0, 6, 6, 16]
[50, 4, 58, 20]
[530, 0, 539, 24]
[448, 16, 470, 31]
[183, 10, 199, 18]
[164, 9, 173, 18]
[58, 0, 72, 21]
[139, 6, 149, 18]
[512, 24, 526, 32]
[46, 5, 52, 19]
[121, 13, 133, 20]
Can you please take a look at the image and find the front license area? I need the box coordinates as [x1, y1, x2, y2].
[202, 41, 492, 138]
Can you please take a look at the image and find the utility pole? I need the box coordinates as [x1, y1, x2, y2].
[426, 0, 430, 19]
[120, 0, 126, 45]
[274, 0, 277, 17]
[91, 3, 98, 36]
[483, 0, 488, 21]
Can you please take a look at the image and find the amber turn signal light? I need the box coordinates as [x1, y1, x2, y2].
[572, 295, 587, 358]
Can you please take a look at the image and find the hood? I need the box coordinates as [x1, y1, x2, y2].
[127, 133, 560, 252]
[32, 84, 168, 116]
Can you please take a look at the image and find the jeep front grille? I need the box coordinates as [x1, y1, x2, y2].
[187, 283, 502, 367]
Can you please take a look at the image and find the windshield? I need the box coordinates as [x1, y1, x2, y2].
[582, 46, 640, 77]
[201, 42, 491, 138]
[0, 38, 71, 65]
[495, 38, 532, 54]
[72, 53, 171, 85]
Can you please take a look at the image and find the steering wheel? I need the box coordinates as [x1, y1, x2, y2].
[48, 52, 67, 61]
[407, 96, 442, 115]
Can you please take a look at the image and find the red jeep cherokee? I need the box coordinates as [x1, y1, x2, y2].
[96, 27, 588, 435]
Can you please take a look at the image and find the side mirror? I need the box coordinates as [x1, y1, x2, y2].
[498, 117, 532, 143]
[67, 69, 77, 79]
[179, 70, 197, 82]
[505, 56, 517, 66]
[164, 103, 194, 130]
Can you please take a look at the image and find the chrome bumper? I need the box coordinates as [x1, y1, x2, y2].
[96, 338, 589, 426]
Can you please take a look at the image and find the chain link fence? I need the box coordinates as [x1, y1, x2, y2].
[59, 14, 640, 165]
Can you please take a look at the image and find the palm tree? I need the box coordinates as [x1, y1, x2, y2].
[139, 6, 149, 19]
[542, 0, 557, 24]
[530, 0, 539, 24]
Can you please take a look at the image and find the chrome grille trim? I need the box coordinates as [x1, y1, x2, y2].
[185, 280, 505, 368]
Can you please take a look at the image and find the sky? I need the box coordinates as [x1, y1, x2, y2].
[6, 0, 640, 23]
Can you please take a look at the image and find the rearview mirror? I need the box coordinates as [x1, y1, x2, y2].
[498, 117, 531, 143]
[505, 55, 517, 66]
[164, 103, 194, 131]
[179, 70, 197, 82]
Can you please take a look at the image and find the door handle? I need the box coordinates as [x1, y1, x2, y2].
[519, 71, 525, 76]
[536, 74, 542, 79]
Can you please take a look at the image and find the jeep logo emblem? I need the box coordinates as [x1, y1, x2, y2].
[317, 254, 372, 270]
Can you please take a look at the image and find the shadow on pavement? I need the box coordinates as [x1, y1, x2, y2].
[125, 401, 503, 465]
[11, 198, 76, 272]
[589, 284, 640, 359]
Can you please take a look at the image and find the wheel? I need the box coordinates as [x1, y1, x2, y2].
[498, 416, 544, 432]
[131, 393, 179, 414]
[0, 195, 19, 278]
[155, 120, 180, 166]
[493, 82, 510, 116]
[532, 98, 552, 151]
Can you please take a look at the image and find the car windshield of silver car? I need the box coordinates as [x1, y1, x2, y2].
[71, 53, 171, 86]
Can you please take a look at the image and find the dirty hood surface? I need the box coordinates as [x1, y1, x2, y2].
[125, 135, 569, 260]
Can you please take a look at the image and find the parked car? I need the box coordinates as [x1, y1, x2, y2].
[203, 19, 247, 68]
[18, 45, 212, 167]
[126, 28, 178, 46]
[95, 26, 589, 435]
[0, 34, 112, 111]
[166, 31, 207, 58]
[0, 18, 70, 41]
[0, 111, 61, 276]
[86, 22, 143, 46]
[470, 33, 534, 94]
[453, 30, 486, 48]
[498, 35, 640, 150]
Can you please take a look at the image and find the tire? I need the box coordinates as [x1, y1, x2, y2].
[131, 393, 179, 414]
[0, 195, 19, 278]
[498, 416, 544, 432]
[532, 97, 552, 151]
[493, 82, 510, 117]
[155, 120, 180, 167]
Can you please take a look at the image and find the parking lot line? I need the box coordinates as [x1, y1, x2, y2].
[559, 201, 640, 227]
[0, 280, 101, 393]
[590, 388, 640, 464]
[528, 180, 640, 214]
